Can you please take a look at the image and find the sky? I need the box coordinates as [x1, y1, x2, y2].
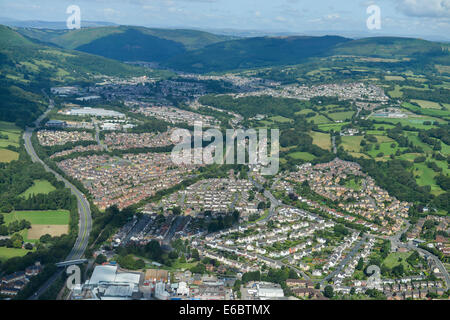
[1, 0, 449, 39]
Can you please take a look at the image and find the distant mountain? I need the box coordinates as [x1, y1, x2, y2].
[165, 35, 351, 73]
[0, 17, 116, 29]
[0, 25, 168, 127]
[16, 25, 235, 53]
[332, 37, 445, 58]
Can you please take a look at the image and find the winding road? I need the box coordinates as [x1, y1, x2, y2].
[23, 98, 92, 299]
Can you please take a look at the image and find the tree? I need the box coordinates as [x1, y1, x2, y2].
[356, 257, 364, 271]
[324, 285, 334, 298]
[95, 254, 107, 265]
[191, 249, 200, 261]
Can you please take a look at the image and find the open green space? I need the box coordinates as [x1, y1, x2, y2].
[411, 99, 443, 109]
[328, 111, 355, 121]
[310, 131, 331, 150]
[0, 247, 33, 262]
[383, 252, 414, 270]
[287, 152, 316, 161]
[340, 136, 363, 153]
[0, 149, 19, 163]
[20, 180, 56, 198]
[3, 210, 70, 225]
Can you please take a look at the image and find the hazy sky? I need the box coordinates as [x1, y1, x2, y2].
[1, 0, 449, 39]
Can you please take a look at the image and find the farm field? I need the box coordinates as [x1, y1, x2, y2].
[2, 210, 70, 241]
[385, 75, 405, 81]
[0, 121, 21, 163]
[310, 131, 331, 150]
[328, 111, 354, 121]
[20, 180, 56, 198]
[318, 122, 350, 132]
[340, 136, 363, 153]
[0, 149, 19, 163]
[310, 114, 331, 124]
[3, 210, 70, 225]
[411, 99, 443, 109]
[27, 225, 68, 239]
[401, 102, 449, 119]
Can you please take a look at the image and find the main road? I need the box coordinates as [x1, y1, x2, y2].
[23, 98, 92, 299]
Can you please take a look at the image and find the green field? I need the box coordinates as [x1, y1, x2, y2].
[0, 247, 33, 262]
[402, 102, 449, 119]
[20, 180, 56, 198]
[411, 99, 443, 109]
[385, 75, 405, 81]
[287, 151, 316, 161]
[3, 210, 70, 225]
[412, 163, 444, 195]
[340, 136, 363, 153]
[310, 131, 331, 150]
[388, 85, 403, 98]
[310, 114, 331, 124]
[269, 115, 293, 123]
[0, 149, 19, 162]
[0, 121, 21, 163]
[328, 111, 355, 121]
[383, 252, 414, 270]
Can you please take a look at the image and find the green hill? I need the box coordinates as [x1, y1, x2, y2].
[0, 25, 170, 127]
[332, 37, 444, 58]
[165, 35, 351, 73]
[17, 25, 234, 58]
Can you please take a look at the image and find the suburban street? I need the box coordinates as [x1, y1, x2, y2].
[23, 98, 92, 299]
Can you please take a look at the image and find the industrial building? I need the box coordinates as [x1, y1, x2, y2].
[66, 107, 125, 119]
[74, 265, 143, 300]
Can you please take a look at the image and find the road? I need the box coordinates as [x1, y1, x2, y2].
[331, 136, 337, 154]
[406, 243, 450, 288]
[23, 98, 92, 299]
[93, 119, 108, 151]
[383, 221, 450, 288]
[248, 173, 280, 222]
[320, 235, 368, 286]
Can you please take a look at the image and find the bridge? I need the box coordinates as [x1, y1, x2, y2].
[55, 259, 88, 268]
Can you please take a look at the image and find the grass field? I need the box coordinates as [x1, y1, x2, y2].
[310, 114, 331, 124]
[269, 115, 293, 123]
[328, 111, 355, 121]
[287, 152, 316, 161]
[412, 163, 444, 195]
[0, 149, 19, 162]
[366, 142, 400, 159]
[0, 247, 33, 262]
[310, 131, 331, 150]
[318, 122, 350, 132]
[20, 180, 56, 198]
[0, 121, 21, 163]
[3, 210, 70, 225]
[27, 225, 68, 239]
[411, 99, 443, 109]
[388, 85, 403, 98]
[340, 136, 363, 153]
[402, 102, 449, 119]
[383, 252, 413, 270]
[385, 75, 405, 81]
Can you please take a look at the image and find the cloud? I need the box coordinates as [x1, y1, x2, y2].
[394, 0, 450, 18]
